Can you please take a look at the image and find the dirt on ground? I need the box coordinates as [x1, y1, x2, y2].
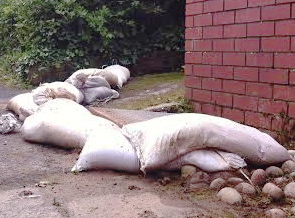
[0, 75, 285, 218]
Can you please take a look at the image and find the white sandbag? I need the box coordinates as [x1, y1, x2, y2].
[82, 87, 119, 104]
[104, 65, 130, 89]
[122, 113, 291, 172]
[6, 93, 38, 121]
[164, 149, 247, 172]
[22, 99, 118, 148]
[84, 75, 111, 89]
[32, 82, 84, 105]
[71, 128, 140, 173]
[65, 68, 119, 89]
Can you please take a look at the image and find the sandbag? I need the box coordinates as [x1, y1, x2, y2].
[82, 87, 119, 104]
[71, 128, 140, 173]
[22, 99, 118, 148]
[164, 149, 247, 172]
[122, 113, 291, 172]
[84, 75, 111, 89]
[32, 82, 84, 105]
[6, 93, 38, 121]
[104, 65, 130, 89]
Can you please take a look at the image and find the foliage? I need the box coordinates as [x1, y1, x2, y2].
[0, 0, 184, 82]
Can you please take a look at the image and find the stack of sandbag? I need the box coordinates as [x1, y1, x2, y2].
[32, 81, 84, 105]
[21, 98, 119, 149]
[122, 113, 291, 173]
[104, 65, 130, 89]
[6, 93, 38, 121]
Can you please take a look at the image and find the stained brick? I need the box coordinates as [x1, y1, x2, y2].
[223, 80, 246, 94]
[236, 8, 261, 23]
[212, 66, 234, 79]
[186, 27, 203, 39]
[246, 53, 273, 67]
[259, 68, 289, 84]
[247, 22, 275, 37]
[235, 38, 260, 52]
[274, 85, 295, 101]
[245, 111, 272, 129]
[212, 91, 233, 107]
[246, 82, 273, 98]
[203, 52, 223, 65]
[261, 37, 290, 52]
[222, 108, 245, 123]
[288, 102, 295, 118]
[234, 67, 259, 82]
[223, 52, 246, 66]
[274, 53, 295, 68]
[261, 4, 291, 21]
[234, 95, 258, 111]
[224, 24, 246, 38]
[258, 99, 288, 114]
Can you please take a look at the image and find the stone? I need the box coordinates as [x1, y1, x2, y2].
[291, 207, 295, 215]
[251, 169, 267, 186]
[234, 182, 256, 197]
[262, 183, 284, 201]
[288, 150, 295, 157]
[289, 172, 295, 179]
[189, 172, 210, 184]
[284, 182, 295, 199]
[185, 183, 209, 193]
[265, 208, 286, 218]
[210, 178, 226, 191]
[265, 166, 284, 178]
[217, 187, 242, 205]
[227, 177, 244, 186]
[274, 177, 289, 186]
[282, 160, 295, 173]
[181, 165, 197, 178]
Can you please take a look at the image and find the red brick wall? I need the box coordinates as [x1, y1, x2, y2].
[185, 0, 295, 135]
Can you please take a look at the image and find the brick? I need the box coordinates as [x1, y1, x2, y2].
[193, 101, 202, 113]
[185, 52, 203, 64]
[212, 66, 234, 79]
[259, 68, 289, 84]
[202, 52, 223, 65]
[277, 0, 295, 3]
[261, 37, 290, 52]
[185, 87, 193, 99]
[193, 64, 212, 77]
[186, 16, 194, 27]
[236, 8, 260, 23]
[246, 53, 273, 67]
[235, 38, 260, 52]
[293, 3, 295, 18]
[248, 0, 275, 7]
[185, 27, 203, 39]
[186, 2, 203, 16]
[247, 22, 275, 37]
[194, 14, 213, 26]
[213, 39, 235, 51]
[203, 26, 223, 39]
[276, 20, 295, 36]
[185, 40, 194, 51]
[274, 53, 295, 68]
[202, 104, 222, 116]
[185, 76, 202, 88]
[212, 91, 233, 107]
[246, 82, 273, 98]
[223, 80, 246, 94]
[261, 4, 291, 21]
[224, 24, 247, 38]
[192, 89, 212, 103]
[224, 0, 247, 10]
[202, 78, 223, 91]
[234, 95, 258, 111]
[204, 0, 224, 13]
[245, 111, 272, 129]
[222, 108, 245, 123]
[185, 64, 193, 75]
[274, 85, 295, 101]
[292, 37, 295, 51]
[187, 0, 195, 3]
[288, 102, 295, 118]
[223, 52, 246, 66]
[290, 69, 295, 85]
[258, 99, 288, 114]
[193, 40, 212, 51]
[234, 67, 259, 82]
[213, 11, 235, 25]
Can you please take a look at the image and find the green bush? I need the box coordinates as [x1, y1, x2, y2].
[0, 0, 184, 82]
